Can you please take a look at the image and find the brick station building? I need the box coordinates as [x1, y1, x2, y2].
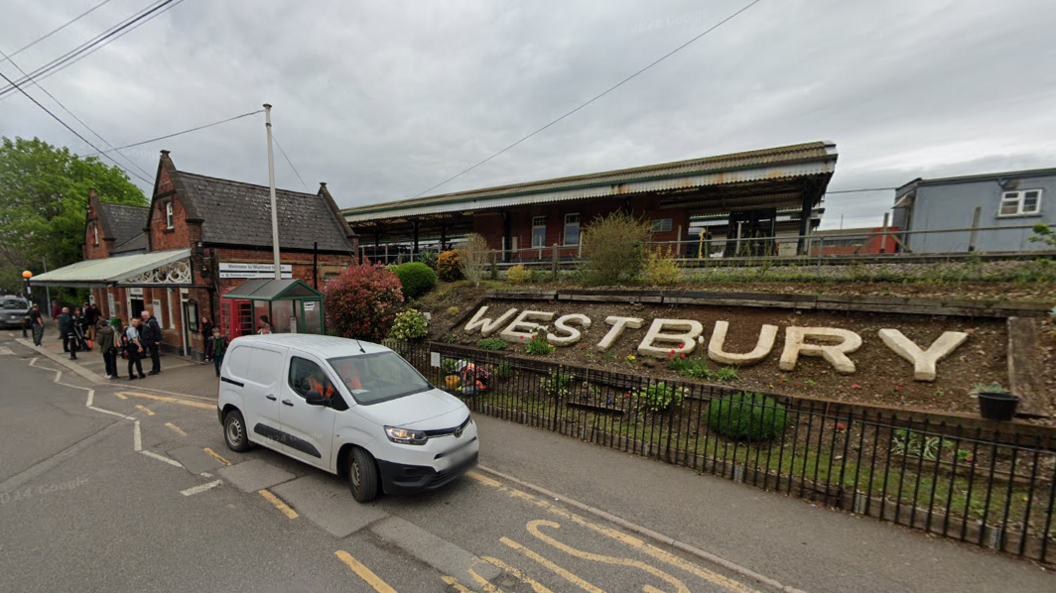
[344, 141, 838, 262]
[34, 151, 358, 358]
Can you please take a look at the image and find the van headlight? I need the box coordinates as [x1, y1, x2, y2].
[385, 426, 428, 445]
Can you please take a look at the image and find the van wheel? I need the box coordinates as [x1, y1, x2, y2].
[347, 447, 379, 503]
[223, 410, 252, 452]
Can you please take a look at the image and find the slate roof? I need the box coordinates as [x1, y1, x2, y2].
[172, 171, 356, 253]
[99, 202, 148, 246]
[111, 233, 147, 254]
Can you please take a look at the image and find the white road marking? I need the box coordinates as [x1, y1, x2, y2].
[88, 406, 135, 420]
[141, 450, 182, 467]
[181, 479, 222, 496]
[0, 346, 14, 355]
[133, 421, 142, 452]
[86, 389, 94, 407]
[200, 472, 213, 478]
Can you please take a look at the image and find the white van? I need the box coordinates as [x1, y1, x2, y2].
[216, 334, 478, 502]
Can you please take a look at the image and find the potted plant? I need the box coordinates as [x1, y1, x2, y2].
[971, 382, 1020, 421]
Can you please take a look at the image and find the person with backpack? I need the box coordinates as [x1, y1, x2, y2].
[140, 309, 162, 375]
[96, 320, 117, 379]
[125, 318, 146, 380]
[208, 326, 227, 378]
[58, 307, 78, 359]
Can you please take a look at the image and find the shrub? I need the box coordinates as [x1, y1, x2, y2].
[542, 370, 574, 397]
[494, 361, 513, 380]
[441, 358, 459, 374]
[706, 392, 788, 441]
[635, 382, 686, 412]
[324, 263, 404, 342]
[477, 338, 508, 351]
[1029, 223, 1056, 248]
[507, 264, 530, 284]
[525, 329, 555, 355]
[716, 366, 741, 382]
[437, 250, 464, 282]
[460, 233, 491, 287]
[581, 211, 651, 286]
[389, 309, 429, 340]
[417, 249, 438, 269]
[393, 262, 437, 300]
[668, 356, 713, 379]
[446, 306, 459, 317]
[640, 246, 683, 286]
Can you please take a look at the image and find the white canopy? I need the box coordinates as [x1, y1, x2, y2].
[31, 249, 192, 288]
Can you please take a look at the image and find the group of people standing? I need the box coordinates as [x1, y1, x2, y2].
[55, 302, 101, 359]
[56, 305, 163, 380]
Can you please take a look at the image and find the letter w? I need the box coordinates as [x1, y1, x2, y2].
[464, 307, 518, 337]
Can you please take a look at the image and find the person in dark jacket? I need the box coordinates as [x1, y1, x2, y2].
[72, 307, 90, 352]
[82, 302, 97, 341]
[58, 307, 78, 359]
[208, 326, 227, 377]
[29, 304, 45, 347]
[200, 316, 214, 363]
[96, 320, 117, 379]
[140, 310, 162, 374]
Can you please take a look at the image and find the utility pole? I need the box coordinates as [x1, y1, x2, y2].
[264, 103, 281, 280]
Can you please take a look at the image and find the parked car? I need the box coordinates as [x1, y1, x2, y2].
[217, 334, 478, 502]
[0, 296, 30, 329]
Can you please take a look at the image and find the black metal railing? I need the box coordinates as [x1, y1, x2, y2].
[393, 340, 1056, 564]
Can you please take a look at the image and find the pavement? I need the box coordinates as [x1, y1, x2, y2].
[2, 329, 1054, 593]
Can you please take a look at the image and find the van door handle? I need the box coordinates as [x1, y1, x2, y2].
[265, 395, 277, 401]
[282, 399, 294, 407]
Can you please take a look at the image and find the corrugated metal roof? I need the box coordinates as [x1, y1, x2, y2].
[31, 249, 190, 287]
[344, 141, 836, 222]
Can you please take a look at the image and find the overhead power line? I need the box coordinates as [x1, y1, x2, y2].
[0, 0, 186, 100]
[86, 109, 265, 156]
[0, 0, 117, 65]
[0, 68, 151, 184]
[272, 134, 310, 192]
[0, 47, 153, 180]
[409, 0, 765, 198]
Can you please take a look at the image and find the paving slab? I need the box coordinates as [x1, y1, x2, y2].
[270, 473, 388, 538]
[166, 445, 225, 474]
[217, 459, 296, 493]
[370, 515, 502, 587]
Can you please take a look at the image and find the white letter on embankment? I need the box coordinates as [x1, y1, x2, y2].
[708, 320, 778, 366]
[547, 314, 592, 346]
[779, 327, 863, 374]
[637, 319, 704, 357]
[464, 307, 518, 337]
[878, 329, 968, 382]
[500, 310, 556, 341]
[595, 316, 643, 351]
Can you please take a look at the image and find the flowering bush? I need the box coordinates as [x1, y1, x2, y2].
[389, 309, 429, 340]
[324, 263, 404, 342]
[635, 382, 687, 412]
[437, 250, 464, 282]
[525, 329, 554, 355]
[506, 264, 530, 284]
[640, 246, 683, 286]
[393, 262, 436, 300]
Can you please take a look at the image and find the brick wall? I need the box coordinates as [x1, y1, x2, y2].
[84, 197, 114, 260]
[149, 167, 202, 252]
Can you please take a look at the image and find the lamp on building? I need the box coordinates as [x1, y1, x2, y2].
[21, 270, 32, 297]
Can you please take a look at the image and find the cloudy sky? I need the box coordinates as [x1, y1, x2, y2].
[2, 0, 1055, 229]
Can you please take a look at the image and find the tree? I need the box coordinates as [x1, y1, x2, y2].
[459, 233, 490, 287]
[0, 136, 146, 292]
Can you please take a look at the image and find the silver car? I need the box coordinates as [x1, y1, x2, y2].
[0, 296, 30, 329]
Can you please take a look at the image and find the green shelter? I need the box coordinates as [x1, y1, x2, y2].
[221, 278, 325, 336]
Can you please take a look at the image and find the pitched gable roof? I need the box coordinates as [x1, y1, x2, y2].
[155, 153, 356, 254]
[101, 203, 149, 246]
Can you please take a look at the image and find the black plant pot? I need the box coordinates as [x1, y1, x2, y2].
[978, 392, 1020, 421]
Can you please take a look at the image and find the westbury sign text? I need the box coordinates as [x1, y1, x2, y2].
[463, 306, 971, 382]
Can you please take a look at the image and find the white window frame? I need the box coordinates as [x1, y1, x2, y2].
[165, 201, 174, 229]
[998, 189, 1043, 217]
[166, 288, 175, 329]
[651, 218, 673, 233]
[563, 213, 580, 246]
[93, 225, 99, 246]
[531, 216, 546, 248]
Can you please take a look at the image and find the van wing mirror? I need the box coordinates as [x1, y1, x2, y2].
[305, 389, 331, 407]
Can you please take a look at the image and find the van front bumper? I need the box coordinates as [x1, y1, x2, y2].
[376, 451, 479, 495]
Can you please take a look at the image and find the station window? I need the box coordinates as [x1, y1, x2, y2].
[999, 190, 1042, 216]
[563, 213, 580, 246]
[532, 216, 546, 248]
[651, 218, 673, 233]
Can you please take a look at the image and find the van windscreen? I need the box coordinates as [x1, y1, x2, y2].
[328, 351, 431, 405]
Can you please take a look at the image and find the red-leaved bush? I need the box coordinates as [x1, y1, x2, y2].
[324, 262, 404, 342]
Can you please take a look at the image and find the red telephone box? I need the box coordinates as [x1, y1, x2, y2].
[220, 287, 254, 339]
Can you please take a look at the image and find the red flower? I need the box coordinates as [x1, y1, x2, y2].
[680, 353, 686, 359]
[667, 350, 674, 357]
[678, 343, 685, 348]
[519, 335, 524, 340]
[851, 384, 861, 389]
[836, 423, 847, 431]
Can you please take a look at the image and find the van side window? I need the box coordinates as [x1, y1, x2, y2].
[288, 357, 347, 410]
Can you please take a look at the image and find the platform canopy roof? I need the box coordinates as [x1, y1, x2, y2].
[221, 278, 321, 301]
[29, 249, 192, 288]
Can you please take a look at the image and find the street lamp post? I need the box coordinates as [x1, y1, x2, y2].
[21, 270, 32, 299]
